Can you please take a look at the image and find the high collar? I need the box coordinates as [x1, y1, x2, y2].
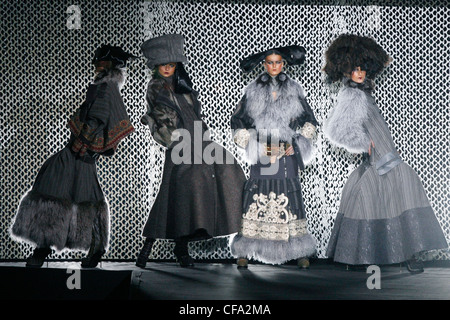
[342, 77, 374, 93]
[256, 71, 288, 86]
[94, 67, 126, 89]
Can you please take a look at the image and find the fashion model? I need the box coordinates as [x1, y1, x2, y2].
[10, 45, 136, 268]
[230, 45, 318, 268]
[322, 34, 448, 273]
[137, 34, 246, 268]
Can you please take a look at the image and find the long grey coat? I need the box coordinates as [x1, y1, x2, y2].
[141, 76, 246, 240]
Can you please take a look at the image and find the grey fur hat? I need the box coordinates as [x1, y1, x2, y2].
[141, 34, 188, 69]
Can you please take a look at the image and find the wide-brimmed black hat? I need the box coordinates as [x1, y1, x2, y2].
[141, 34, 188, 69]
[240, 45, 306, 73]
[93, 45, 137, 68]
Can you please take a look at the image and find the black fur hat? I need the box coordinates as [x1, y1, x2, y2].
[240, 45, 306, 73]
[93, 45, 137, 68]
[322, 34, 391, 82]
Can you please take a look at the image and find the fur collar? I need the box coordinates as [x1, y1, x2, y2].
[94, 67, 126, 89]
[342, 77, 374, 93]
[244, 72, 306, 142]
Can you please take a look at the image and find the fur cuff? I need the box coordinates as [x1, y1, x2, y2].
[293, 133, 315, 166]
[244, 130, 263, 165]
[233, 129, 250, 148]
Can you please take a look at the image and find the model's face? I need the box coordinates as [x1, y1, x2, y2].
[264, 54, 284, 77]
[351, 66, 366, 83]
[158, 63, 176, 78]
[95, 60, 112, 73]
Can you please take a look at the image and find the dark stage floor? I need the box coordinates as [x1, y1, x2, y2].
[1, 260, 449, 301]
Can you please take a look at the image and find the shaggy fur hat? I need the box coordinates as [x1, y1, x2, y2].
[322, 34, 391, 82]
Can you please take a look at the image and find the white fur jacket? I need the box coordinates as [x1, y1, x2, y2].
[231, 72, 318, 168]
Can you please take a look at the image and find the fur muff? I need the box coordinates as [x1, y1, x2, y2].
[230, 233, 316, 265]
[323, 81, 371, 154]
[10, 190, 109, 252]
[293, 133, 315, 165]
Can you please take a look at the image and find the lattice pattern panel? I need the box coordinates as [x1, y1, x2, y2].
[1, 0, 448, 262]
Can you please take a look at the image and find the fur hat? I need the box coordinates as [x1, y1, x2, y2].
[322, 34, 391, 82]
[141, 34, 188, 69]
[93, 45, 137, 68]
[240, 45, 306, 73]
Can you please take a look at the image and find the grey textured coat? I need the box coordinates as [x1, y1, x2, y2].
[140, 76, 246, 239]
[324, 79, 448, 265]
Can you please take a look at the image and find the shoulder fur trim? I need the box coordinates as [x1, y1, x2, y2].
[94, 67, 126, 89]
[244, 72, 306, 142]
[323, 85, 371, 153]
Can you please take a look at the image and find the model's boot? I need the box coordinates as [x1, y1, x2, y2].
[406, 256, 424, 273]
[81, 230, 105, 268]
[173, 238, 194, 267]
[26, 247, 52, 268]
[236, 257, 248, 269]
[136, 238, 155, 268]
[297, 257, 310, 269]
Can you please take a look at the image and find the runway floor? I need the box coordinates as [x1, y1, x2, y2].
[1, 259, 449, 302]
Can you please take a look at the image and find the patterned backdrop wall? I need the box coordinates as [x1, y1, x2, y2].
[1, 0, 449, 261]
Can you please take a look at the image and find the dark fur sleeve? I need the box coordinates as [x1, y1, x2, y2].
[231, 96, 254, 131]
[141, 81, 180, 148]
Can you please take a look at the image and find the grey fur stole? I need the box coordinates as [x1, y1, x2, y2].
[245, 74, 305, 142]
[323, 81, 371, 153]
[241, 73, 314, 165]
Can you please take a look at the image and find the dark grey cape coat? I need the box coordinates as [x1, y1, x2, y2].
[10, 68, 134, 252]
[141, 76, 246, 240]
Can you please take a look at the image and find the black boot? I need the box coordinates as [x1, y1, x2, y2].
[406, 257, 424, 273]
[136, 238, 155, 268]
[173, 238, 194, 268]
[26, 247, 52, 268]
[81, 250, 105, 268]
[81, 230, 105, 268]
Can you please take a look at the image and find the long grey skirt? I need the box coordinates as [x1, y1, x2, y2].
[230, 156, 316, 264]
[326, 156, 448, 265]
[10, 145, 109, 252]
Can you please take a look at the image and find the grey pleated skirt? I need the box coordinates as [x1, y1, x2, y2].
[326, 157, 448, 265]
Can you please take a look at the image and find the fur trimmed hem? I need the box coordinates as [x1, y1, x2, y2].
[230, 233, 316, 265]
[10, 190, 109, 252]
